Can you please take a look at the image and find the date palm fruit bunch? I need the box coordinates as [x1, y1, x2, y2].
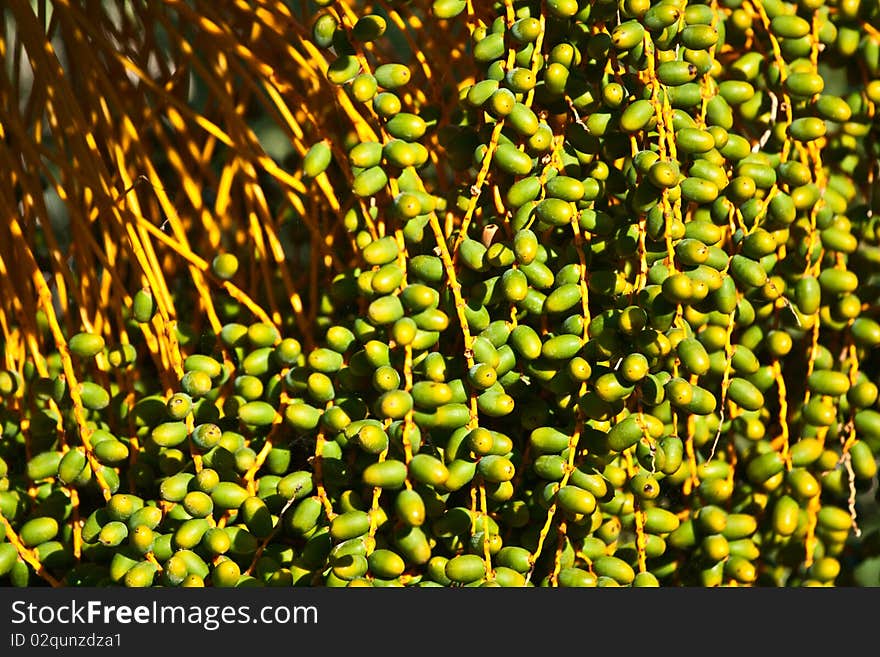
[1, 0, 880, 588]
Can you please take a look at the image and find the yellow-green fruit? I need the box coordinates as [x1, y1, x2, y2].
[124, 561, 158, 588]
[772, 495, 800, 536]
[612, 20, 645, 50]
[648, 161, 680, 188]
[277, 471, 314, 501]
[368, 549, 406, 579]
[620, 100, 655, 132]
[69, 332, 104, 358]
[770, 15, 810, 38]
[151, 421, 188, 448]
[724, 556, 757, 584]
[644, 507, 680, 534]
[477, 455, 516, 483]
[180, 370, 213, 397]
[530, 427, 570, 454]
[182, 491, 214, 518]
[558, 567, 598, 588]
[211, 482, 249, 510]
[330, 511, 371, 541]
[351, 73, 378, 102]
[727, 377, 764, 411]
[510, 325, 542, 360]
[445, 554, 486, 583]
[746, 451, 785, 485]
[241, 496, 274, 539]
[238, 401, 277, 426]
[556, 486, 597, 516]
[303, 140, 332, 177]
[374, 63, 409, 88]
[27, 451, 63, 481]
[132, 288, 157, 323]
[395, 489, 426, 527]
[408, 454, 449, 487]
[362, 460, 408, 489]
[592, 556, 635, 585]
[211, 253, 239, 280]
[175, 519, 211, 550]
[58, 448, 88, 485]
[20, 517, 59, 548]
[788, 117, 826, 142]
[495, 143, 535, 176]
[212, 559, 241, 587]
[0, 543, 20, 577]
[818, 506, 853, 532]
[606, 415, 647, 452]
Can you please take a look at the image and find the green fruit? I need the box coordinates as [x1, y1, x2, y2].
[729, 255, 767, 288]
[151, 421, 188, 448]
[58, 448, 88, 485]
[330, 511, 371, 541]
[369, 549, 406, 579]
[20, 517, 60, 548]
[180, 370, 213, 397]
[656, 61, 699, 86]
[0, 543, 19, 577]
[592, 556, 635, 585]
[353, 166, 389, 197]
[746, 451, 785, 485]
[211, 482, 249, 510]
[785, 72, 824, 98]
[374, 63, 409, 89]
[676, 128, 715, 154]
[770, 15, 810, 38]
[132, 288, 157, 323]
[477, 455, 516, 482]
[27, 451, 63, 482]
[727, 377, 764, 411]
[530, 427, 570, 454]
[544, 283, 582, 314]
[395, 489, 426, 527]
[303, 140, 332, 177]
[620, 100, 655, 132]
[807, 371, 850, 397]
[649, 161, 680, 189]
[510, 325, 543, 360]
[175, 519, 211, 550]
[386, 113, 427, 141]
[362, 460, 408, 489]
[241, 496, 274, 539]
[124, 561, 158, 588]
[277, 471, 314, 501]
[495, 143, 534, 176]
[607, 415, 648, 452]
[788, 117, 826, 142]
[211, 253, 239, 280]
[556, 486, 597, 515]
[852, 318, 880, 347]
[677, 338, 710, 376]
[445, 554, 486, 583]
[542, 334, 582, 360]
[680, 177, 719, 204]
[182, 491, 214, 518]
[644, 507, 680, 534]
[408, 454, 449, 487]
[238, 401, 277, 426]
[68, 332, 105, 358]
[612, 20, 645, 50]
[433, 0, 467, 19]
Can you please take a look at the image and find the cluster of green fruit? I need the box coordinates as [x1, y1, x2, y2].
[2, 0, 880, 587]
